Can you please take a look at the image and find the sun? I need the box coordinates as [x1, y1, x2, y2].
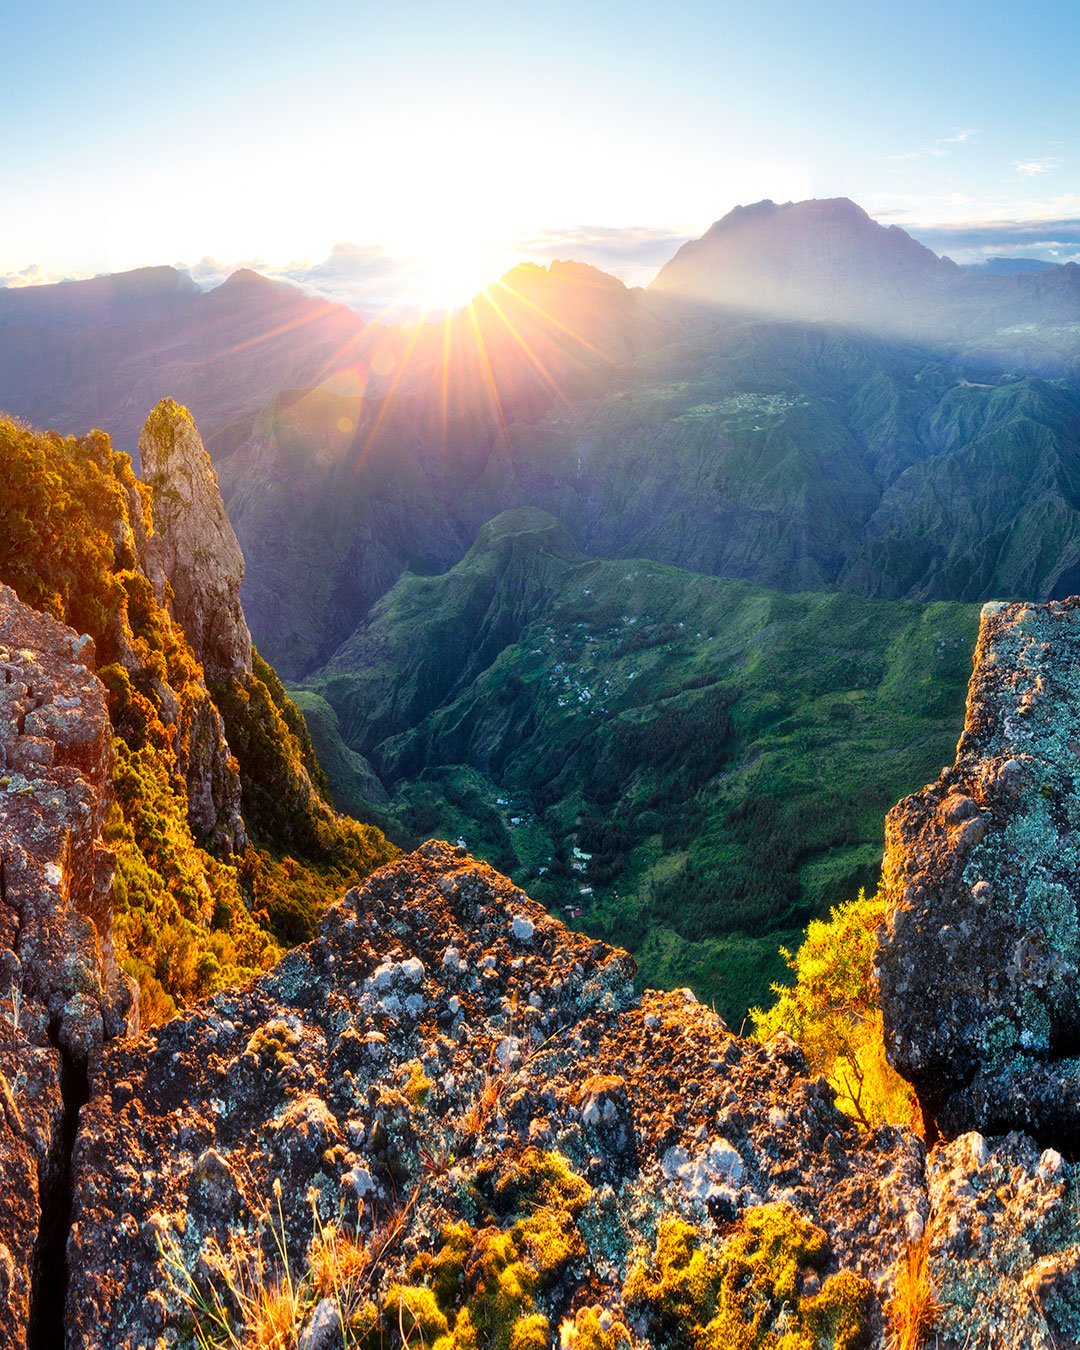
[380, 236, 522, 322]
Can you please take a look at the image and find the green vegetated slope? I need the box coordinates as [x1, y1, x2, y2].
[0, 412, 395, 1023]
[299, 508, 980, 1023]
[223, 314, 1080, 685]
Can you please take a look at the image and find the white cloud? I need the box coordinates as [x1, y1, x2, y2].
[1014, 157, 1063, 178]
[0, 262, 99, 288]
[885, 128, 978, 162]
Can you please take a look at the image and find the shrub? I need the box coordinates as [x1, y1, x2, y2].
[752, 890, 918, 1129]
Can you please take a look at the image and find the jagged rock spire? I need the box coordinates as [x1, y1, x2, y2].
[139, 398, 253, 684]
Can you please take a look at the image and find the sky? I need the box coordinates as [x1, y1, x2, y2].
[3, 0, 1080, 317]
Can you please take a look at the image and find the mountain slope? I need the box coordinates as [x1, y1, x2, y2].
[297, 508, 980, 1021]
[0, 405, 395, 1022]
[220, 317, 1080, 677]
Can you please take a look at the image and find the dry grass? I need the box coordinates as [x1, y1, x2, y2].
[886, 1227, 939, 1350]
[159, 1179, 395, 1348]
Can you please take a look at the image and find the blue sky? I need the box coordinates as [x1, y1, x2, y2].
[4, 0, 1079, 313]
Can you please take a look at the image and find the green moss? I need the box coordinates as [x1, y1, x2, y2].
[385, 1285, 451, 1342]
[624, 1218, 718, 1331]
[507, 1313, 549, 1350]
[801, 1270, 871, 1350]
[395, 1152, 593, 1350]
[624, 1206, 870, 1350]
[403, 1059, 433, 1110]
[244, 1018, 301, 1067]
[142, 396, 195, 458]
[411, 1221, 473, 1308]
[562, 1306, 633, 1350]
[491, 1146, 592, 1216]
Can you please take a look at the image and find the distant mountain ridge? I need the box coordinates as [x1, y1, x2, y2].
[651, 196, 1080, 336]
[3, 198, 1080, 460]
[0, 263, 199, 331]
[6, 197, 1080, 679]
[963, 256, 1058, 275]
[0, 264, 380, 455]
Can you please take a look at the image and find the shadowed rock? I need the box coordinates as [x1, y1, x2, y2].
[878, 595, 1080, 1145]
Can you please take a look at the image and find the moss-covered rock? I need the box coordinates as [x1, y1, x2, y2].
[624, 1205, 870, 1350]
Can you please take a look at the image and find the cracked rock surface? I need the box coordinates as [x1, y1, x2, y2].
[0, 583, 133, 1350]
[878, 596, 1080, 1145]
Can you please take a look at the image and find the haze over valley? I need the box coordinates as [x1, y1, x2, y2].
[5, 195, 1080, 1013]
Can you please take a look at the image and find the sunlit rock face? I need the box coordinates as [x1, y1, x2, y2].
[878, 596, 1080, 1145]
[0, 583, 134, 1350]
[139, 398, 253, 684]
[136, 400, 251, 852]
[65, 841, 926, 1348]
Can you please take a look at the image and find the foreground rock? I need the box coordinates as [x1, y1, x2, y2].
[877, 596, 1080, 1146]
[926, 1130, 1080, 1350]
[0, 584, 133, 1350]
[67, 841, 926, 1349]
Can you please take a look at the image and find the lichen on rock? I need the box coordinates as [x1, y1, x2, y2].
[0, 584, 135, 1350]
[877, 595, 1080, 1146]
[63, 841, 924, 1348]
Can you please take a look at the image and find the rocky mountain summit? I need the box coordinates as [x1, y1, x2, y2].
[4, 583, 1080, 1345]
[650, 198, 961, 332]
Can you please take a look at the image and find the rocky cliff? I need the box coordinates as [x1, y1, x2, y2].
[0, 584, 135, 1350]
[878, 596, 1080, 1146]
[139, 398, 253, 686]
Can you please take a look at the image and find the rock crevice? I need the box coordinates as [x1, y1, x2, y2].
[0, 584, 133, 1350]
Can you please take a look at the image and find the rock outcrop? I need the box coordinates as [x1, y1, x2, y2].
[0, 584, 133, 1350]
[136, 399, 250, 851]
[139, 398, 253, 685]
[877, 596, 1080, 1145]
[66, 841, 927, 1349]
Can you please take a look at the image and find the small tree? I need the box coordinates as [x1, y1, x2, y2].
[752, 891, 919, 1130]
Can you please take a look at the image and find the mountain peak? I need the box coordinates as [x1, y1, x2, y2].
[220, 267, 275, 289]
[139, 398, 253, 685]
[651, 195, 959, 332]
